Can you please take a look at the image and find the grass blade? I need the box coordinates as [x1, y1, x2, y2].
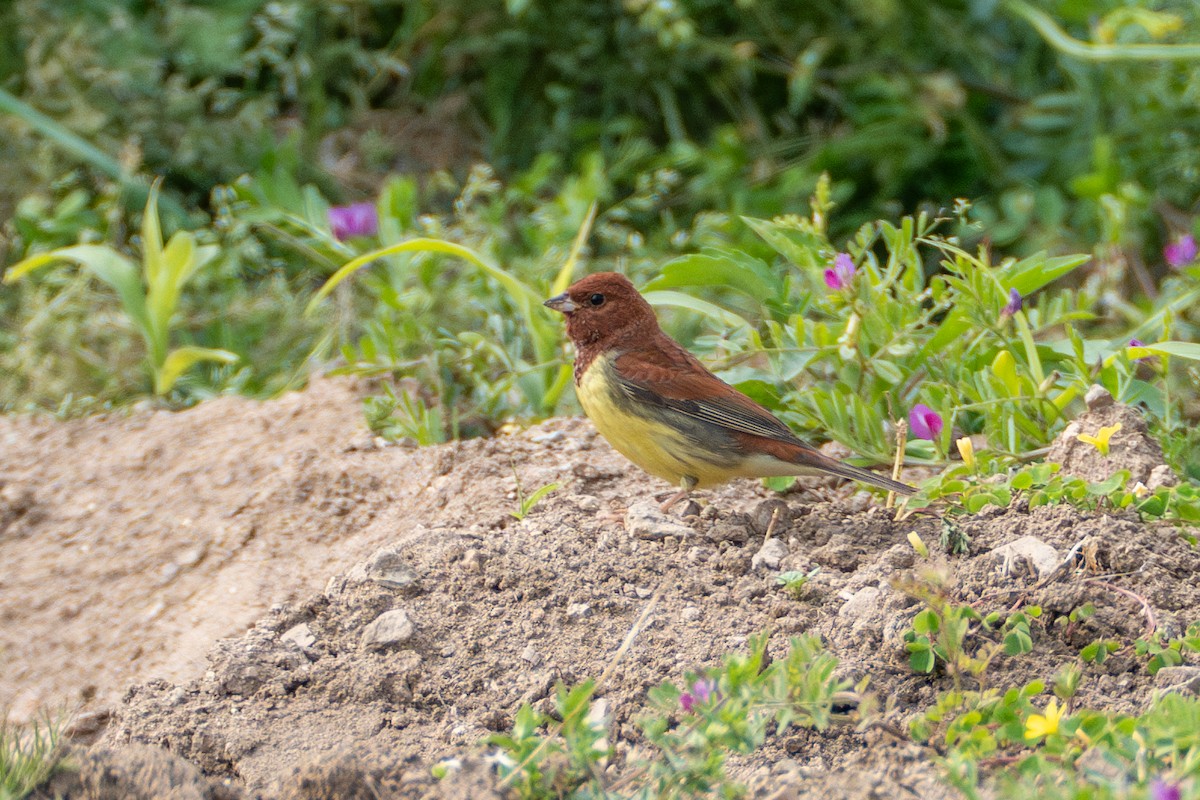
[155, 346, 239, 395]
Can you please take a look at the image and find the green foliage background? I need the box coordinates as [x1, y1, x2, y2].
[1, 0, 1198, 469]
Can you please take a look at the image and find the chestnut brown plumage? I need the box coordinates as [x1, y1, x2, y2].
[545, 272, 914, 509]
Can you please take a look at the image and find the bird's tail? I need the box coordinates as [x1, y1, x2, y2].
[807, 451, 917, 496]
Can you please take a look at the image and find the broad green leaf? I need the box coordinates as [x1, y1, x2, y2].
[991, 350, 1020, 396]
[740, 216, 825, 269]
[646, 249, 781, 306]
[643, 290, 754, 330]
[154, 346, 238, 395]
[1128, 341, 1200, 361]
[150, 231, 198, 350]
[1000, 253, 1090, 295]
[3, 244, 150, 336]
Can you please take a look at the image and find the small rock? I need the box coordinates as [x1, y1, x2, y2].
[706, 520, 750, 544]
[520, 643, 544, 667]
[624, 501, 695, 540]
[751, 538, 789, 571]
[176, 544, 207, 568]
[1155, 666, 1200, 695]
[838, 586, 883, 621]
[681, 606, 702, 622]
[346, 546, 420, 590]
[281, 623, 316, 649]
[572, 463, 600, 480]
[990, 536, 1060, 579]
[1146, 464, 1179, 490]
[1084, 384, 1114, 410]
[572, 494, 602, 512]
[361, 609, 416, 651]
[567, 603, 593, 620]
[750, 499, 791, 538]
[461, 549, 488, 574]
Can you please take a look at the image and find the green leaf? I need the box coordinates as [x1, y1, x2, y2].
[1004, 629, 1033, 655]
[551, 201, 596, 295]
[142, 179, 166, 288]
[643, 290, 754, 330]
[154, 346, 239, 395]
[740, 216, 825, 269]
[646, 248, 781, 305]
[3, 244, 151, 337]
[909, 648, 935, 674]
[1129, 341, 1200, 361]
[1001, 252, 1090, 295]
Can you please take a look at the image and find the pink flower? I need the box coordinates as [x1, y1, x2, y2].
[1150, 779, 1181, 800]
[1001, 288, 1022, 317]
[909, 404, 943, 440]
[1164, 234, 1197, 269]
[823, 253, 857, 290]
[680, 678, 717, 712]
[1128, 339, 1155, 363]
[329, 203, 379, 241]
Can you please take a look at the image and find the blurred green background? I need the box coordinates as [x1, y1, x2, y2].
[1, 0, 1197, 457]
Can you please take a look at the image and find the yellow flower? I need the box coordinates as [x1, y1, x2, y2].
[907, 532, 930, 559]
[1077, 423, 1122, 456]
[1024, 698, 1065, 741]
[956, 436, 976, 471]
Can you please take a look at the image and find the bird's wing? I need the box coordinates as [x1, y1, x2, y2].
[612, 345, 807, 446]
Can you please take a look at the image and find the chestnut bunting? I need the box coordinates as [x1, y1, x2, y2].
[545, 272, 914, 509]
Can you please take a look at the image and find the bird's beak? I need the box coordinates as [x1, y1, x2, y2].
[544, 292, 576, 314]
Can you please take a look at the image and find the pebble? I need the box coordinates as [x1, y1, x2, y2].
[1155, 666, 1200, 695]
[751, 538, 789, 571]
[520, 643, 544, 667]
[750, 499, 791, 537]
[1147, 464, 1179, 490]
[624, 501, 695, 540]
[280, 623, 315, 649]
[347, 547, 420, 590]
[572, 494, 602, 512]
[361, 609, 416, 650]
[567, 603, 593, 620]
[838, 586, 883, 626]
[990, 536, 1060, 579]
[681, 606, 702, 622]
[1084, 384, 1114, 410]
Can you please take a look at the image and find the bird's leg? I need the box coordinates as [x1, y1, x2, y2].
[659, 475, 698, 514]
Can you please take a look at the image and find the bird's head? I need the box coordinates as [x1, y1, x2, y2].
[544, 272, 657, 346]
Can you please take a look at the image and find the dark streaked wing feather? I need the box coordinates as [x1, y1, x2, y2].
[618, 379, 803, 445]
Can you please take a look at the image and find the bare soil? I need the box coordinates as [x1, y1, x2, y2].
[1, 378, 1197, 798]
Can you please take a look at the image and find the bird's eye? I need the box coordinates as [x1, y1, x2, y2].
[588, 293, 605, 307]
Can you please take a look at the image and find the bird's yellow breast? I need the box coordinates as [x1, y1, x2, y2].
[576, 353, 771, 488]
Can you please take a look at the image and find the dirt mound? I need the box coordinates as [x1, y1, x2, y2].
[4, 380, 1198, 797]
[103, 494, 1200, 797]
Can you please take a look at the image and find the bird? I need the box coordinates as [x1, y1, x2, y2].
[544, 272, 915, 510]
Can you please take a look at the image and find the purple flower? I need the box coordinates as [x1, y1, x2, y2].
[680, 678, 717, 713]
[1001, 288, 1022, 317]
[909, 404, 943, 441]
[328, 203, 379, 241]
[1128, 339, 1156, 363]
[1164, 234, 1197, 269]
[824, 253, 857, 290]
[1150, 778, 1181, 800]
